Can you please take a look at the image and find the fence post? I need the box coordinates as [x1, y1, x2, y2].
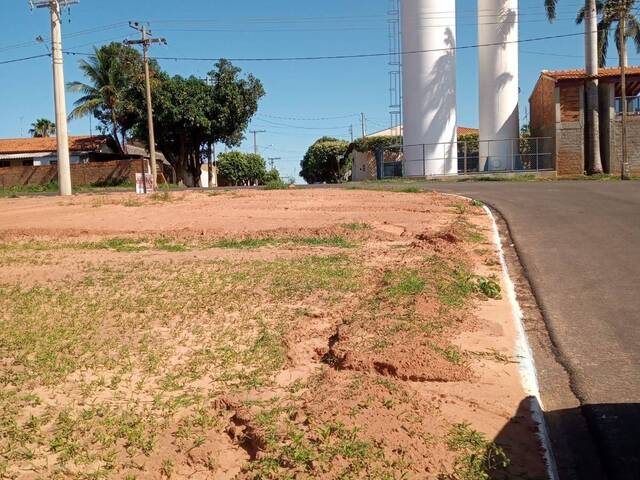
[511, 138, 515, 171]
[536, 137, 540, 171]
[443, 143, 446, 176]
[422, 144, 426, 177]
[464, 141, 468, 174]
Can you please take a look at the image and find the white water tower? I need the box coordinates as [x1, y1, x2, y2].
[401, 0, 458, 176]
[478, 0, 520, 171]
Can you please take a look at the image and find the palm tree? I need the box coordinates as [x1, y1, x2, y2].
[67, 43, 142, 150]
[576, 0, 640, 66]
[28, 118, 56, 138]
[546, 0, 604, 174]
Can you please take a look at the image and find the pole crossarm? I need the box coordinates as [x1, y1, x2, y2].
[30, 0, 78, 8]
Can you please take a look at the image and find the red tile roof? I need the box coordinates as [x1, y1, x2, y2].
[542, 66, 640, 81]
[458, 126, 479, 135]
[0, 135, 111, 155]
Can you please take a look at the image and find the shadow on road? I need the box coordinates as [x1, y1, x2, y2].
[494, 398, 640, 480]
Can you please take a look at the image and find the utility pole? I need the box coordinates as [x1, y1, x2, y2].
[349, 125, 354, 142]
[267, 157, 281, 170]
[619, 7, 631, 180]
[250, 130, 266, 155]
[360, 113, 367, 139]
[125, 22, 166, 190]
[30, 0, 77, 196]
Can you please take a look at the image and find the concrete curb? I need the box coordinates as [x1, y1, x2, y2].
[483, 205, 559, 480]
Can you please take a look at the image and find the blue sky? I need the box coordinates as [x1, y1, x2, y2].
[0, 0, 635, 180]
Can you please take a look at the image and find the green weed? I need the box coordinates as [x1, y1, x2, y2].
[440, 423, 509, 480]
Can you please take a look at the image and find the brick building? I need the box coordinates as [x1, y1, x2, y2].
[530, 67, 640, 175]
[0, 136, 172, 188]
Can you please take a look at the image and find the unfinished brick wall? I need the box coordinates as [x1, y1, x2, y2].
[0, 160, 142, 189]
[610, 115, 640, 175]
[555, 84, 585, 175]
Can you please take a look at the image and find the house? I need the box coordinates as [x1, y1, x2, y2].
[529, 66, 640, 175]
[0, 136, 175, 188]
[0, 135, 121, 168]
[351, 126, 479, 181]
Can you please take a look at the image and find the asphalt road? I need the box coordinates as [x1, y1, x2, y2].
[424, 181, 640, 480]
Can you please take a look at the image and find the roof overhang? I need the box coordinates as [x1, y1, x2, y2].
[0, 152, 54, 160]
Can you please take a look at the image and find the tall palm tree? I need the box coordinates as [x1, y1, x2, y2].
[576, 0, 640, 66]
[67, 43, 142, 150]
[28, 118, 56, 138]
[546, 0, 604, 174]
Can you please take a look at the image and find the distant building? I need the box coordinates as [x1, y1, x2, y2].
[351, 126, 478, 181]
[0, 135, 121, 168]
[529, 66, 640, 175]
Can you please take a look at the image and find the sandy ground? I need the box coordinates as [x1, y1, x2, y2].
[0, 189, 547, 479]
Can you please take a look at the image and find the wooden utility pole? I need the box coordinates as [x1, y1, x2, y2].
[125, 22, 166, 190]
[619, 9, 631, 180]
[30, 0, 77, 196]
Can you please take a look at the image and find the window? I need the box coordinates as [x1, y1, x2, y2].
[615, 96, 640, 114]
[0, 161, 9, 168]
[22, 160, 33, 166]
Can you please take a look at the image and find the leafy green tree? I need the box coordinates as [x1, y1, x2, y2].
[67, 43, 144, 149]
[576, 0, 640, 66]
[300, 137, 351, 184]
[218, 151, 267, 186]
[28, 118, 55, 138]
[134, 60, 265, 185]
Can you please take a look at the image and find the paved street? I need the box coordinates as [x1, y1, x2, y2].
[425, 181, 640, 480]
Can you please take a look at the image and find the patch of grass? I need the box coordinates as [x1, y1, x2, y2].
[250, 421, 380, 477]
[440, 423, 509, 480]
[473, 276, 501, 299]
[212, 237, 276, 249]
[149, 191, 173, 202]
[455, 219, 487, 244]
[399, 187, 421, 193]
[453, 203, 467, 215]
[123, 199, 143, 208]
[154, 238, 190, 252]
[0, 181, 59, 197]
[342, 222, 371, 231]
[212, 235, 355, 250]
[383, 269, 427, 297]
[431, 344, 465, 366]
[296, 235, 355, 249]
[470, 199, 484, 207]
[78, 238, 148, 253]
[263, 179, 289, 190]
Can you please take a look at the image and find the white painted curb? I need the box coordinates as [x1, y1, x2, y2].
[438, 192, 558, 480]
[482, 205, 559, 480]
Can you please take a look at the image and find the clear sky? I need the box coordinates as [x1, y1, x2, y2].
[0, 0, 635, 180]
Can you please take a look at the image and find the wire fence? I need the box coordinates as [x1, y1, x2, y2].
[377, 137, 555, 178]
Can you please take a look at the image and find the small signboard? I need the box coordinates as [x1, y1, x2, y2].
[135, 173, 155, 194]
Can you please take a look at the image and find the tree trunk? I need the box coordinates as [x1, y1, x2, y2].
[585, 0, 604, 174]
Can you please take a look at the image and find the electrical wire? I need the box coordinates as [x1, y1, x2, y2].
[60, 31, 595, 64]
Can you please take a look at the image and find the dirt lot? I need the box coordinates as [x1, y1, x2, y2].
[0, 189, 547, 479]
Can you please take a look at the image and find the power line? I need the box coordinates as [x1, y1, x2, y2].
[60, 31, 595, 64]
[258, 113, 359, 121]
